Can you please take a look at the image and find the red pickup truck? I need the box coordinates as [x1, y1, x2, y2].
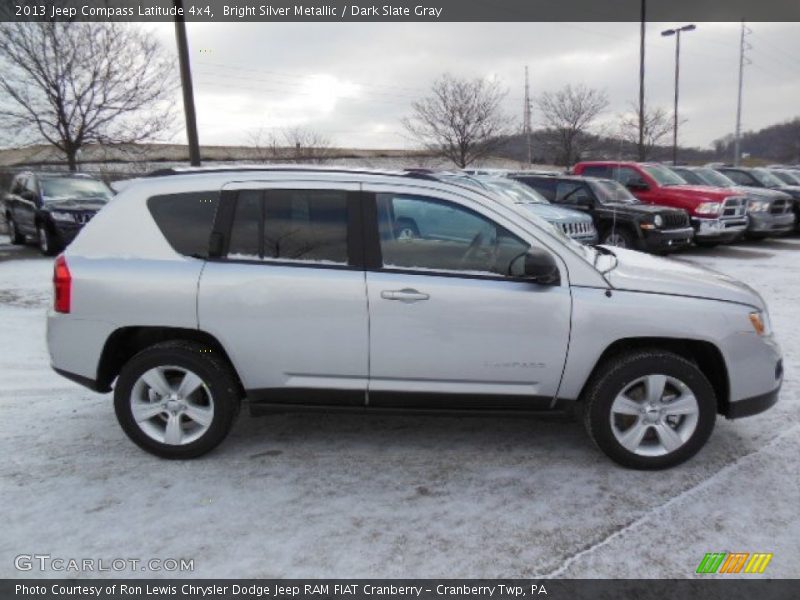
[573, 161, 748, 246]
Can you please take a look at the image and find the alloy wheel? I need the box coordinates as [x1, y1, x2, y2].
[609, 374, 699, 457]
[130, 366, 215, 446]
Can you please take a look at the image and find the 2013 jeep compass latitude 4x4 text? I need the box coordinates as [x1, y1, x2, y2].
[47, 167, 783, 469]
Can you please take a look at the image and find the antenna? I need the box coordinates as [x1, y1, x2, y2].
[523, 66, 532, 167]
[733, 20, 752, 166]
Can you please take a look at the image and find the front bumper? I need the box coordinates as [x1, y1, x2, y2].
[692, 216, 748, 242]
[570, 231, 599, 245]
[51, 222, 83, 245]
[642, 226, 694, 252]
[724, 386, 780, 419]
[747, 211, 796, 235]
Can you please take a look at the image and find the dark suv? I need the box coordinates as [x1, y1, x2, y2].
[511, 174, 693, 253]
[4, 172, 113, 255]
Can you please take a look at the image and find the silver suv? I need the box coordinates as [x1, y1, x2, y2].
[46, 167, 783, 469]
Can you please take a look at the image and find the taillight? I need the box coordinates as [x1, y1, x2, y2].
[53, 255, 71, 313]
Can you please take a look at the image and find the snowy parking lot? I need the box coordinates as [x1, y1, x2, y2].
[1, 233, 798, 579]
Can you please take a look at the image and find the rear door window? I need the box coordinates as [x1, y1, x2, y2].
[227, 189, 350, 265]
[147, 192, 220, 257]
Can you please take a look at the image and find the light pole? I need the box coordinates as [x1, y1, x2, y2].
[638, 0, 646, 161]
[173, 0, 201, 166]
[661, 24, 696, 165]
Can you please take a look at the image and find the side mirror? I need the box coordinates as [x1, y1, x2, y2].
[626, 178, 649, 191]
[523, 248, 560, 285]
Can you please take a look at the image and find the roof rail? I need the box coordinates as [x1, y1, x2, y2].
[143, 165, 443, 181]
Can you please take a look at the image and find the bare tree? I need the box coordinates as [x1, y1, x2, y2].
[248, 126, 334, 164]
[0, 21, 177, 171]
[403, 74, 511, 168]
[619, 102, 673, 160]
[536, 84, 609, 166]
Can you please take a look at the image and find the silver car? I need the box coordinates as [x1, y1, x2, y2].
[47, 167, 783, 469]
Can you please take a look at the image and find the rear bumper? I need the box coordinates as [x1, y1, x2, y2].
[692, 217, 748, 242]
[747, 212, 796, 235]
[642, 226, 694, 252]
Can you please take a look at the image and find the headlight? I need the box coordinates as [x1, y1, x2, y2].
[695, 202, 722, 216]
[49, 211, 75, 222]
[748, 200, 770, 213]
[749, 311, 771, 336]
[653, 215, 664, 227]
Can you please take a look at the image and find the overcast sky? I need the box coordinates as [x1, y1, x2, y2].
[147, 21, 800, 150]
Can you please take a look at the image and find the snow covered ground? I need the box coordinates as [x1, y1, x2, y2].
[0, 233, 798, 579]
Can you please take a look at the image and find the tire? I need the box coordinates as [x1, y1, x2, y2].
[114, 341, 241, 459]
[395, 218, 420, 240]
[37, 224, 60, 256]
[582, 349, 717, 470]
[602, 227, 636, 250]
[7, 215, 25, 245]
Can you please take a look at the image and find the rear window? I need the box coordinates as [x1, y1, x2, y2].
[514, 177, 557, 201]
[579, 166, 612, 179]
[147, 192, 220, 257]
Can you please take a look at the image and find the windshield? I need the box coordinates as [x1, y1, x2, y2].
[751, 168, 785, 187]
[478, 178, 549, 204]
[590, 179, 640, 204]
[40, 177, 112, 202]
[641, 164, 688, 186]
[694, 168, 736, 188]
[670, 168, 706, 186]
[772, 170, 800, 185]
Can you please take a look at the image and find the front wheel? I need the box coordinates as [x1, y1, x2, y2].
[582, 350, 717, 469]
[37, 225, 60, 256]
[602, 227, 636, 249]
[114, 341, 241, 459]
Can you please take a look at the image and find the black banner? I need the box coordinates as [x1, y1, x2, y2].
[3, 580, 800, 600]
[2, 0, 800, 22]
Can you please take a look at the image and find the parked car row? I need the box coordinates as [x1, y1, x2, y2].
[468, 162, 799, 253]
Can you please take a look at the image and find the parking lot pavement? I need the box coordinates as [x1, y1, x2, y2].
[0, 234, 798, 579]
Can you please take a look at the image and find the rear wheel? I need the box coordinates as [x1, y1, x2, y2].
[114, 341, 241, 459]
[7, 215, 25, 244]
[582, 350, 717, 469]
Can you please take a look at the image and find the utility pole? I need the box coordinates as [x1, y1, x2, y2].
[523, 66, 532, 167]
[174, 0, 201, 166]
[734, 21, 751, 166]
[662, 24, 696, 166]
[638, 0, 646, 161]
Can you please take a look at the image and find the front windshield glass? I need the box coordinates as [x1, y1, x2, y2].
[751, 168, 785, 187]
[694, 168, 736, 188]
[671, 169, 705, 185]
[772, 170, 800, 185]
[479, 178, 549, 204]
[641, 164, 688, 186]
[591, 179, 640, 204]
[40, 177, 112, 201]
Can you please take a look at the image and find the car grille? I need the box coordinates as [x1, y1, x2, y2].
[661, 211, 690, 229]
[560, 221, 596, 238]
[722, 197, 747, 218]
[770, 199, 791, 214]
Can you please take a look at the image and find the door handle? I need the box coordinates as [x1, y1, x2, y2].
[380, 288, 430, 303]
